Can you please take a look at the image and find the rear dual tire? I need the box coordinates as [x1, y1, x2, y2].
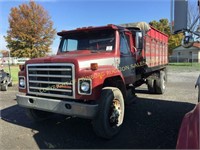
[155, 71, 166, 94]
[147, 70, 166, 94]
[147, 78, 155, 94]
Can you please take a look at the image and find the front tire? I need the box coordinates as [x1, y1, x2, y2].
[92, 87, 125, 139]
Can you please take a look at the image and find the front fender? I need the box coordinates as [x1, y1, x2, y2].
[75, 66, 124, 100]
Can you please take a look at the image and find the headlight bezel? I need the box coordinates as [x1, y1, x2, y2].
[78, 79, 92, 95]
[19, 76, 26, 89]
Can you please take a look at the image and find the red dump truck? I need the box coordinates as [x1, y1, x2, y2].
[16, 22, 168, 139]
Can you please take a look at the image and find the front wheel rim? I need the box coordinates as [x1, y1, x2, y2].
[109, 99, 122, 128]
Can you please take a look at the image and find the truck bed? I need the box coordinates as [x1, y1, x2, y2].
[144, 26, 168, 68]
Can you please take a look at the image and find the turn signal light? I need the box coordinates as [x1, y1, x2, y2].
[90, 63, 98, 71]
[19, 64, 25, 71]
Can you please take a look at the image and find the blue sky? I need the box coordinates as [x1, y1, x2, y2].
[0, 0, 171, 54]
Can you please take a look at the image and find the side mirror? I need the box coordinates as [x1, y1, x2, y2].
[135, 32, 143, 50]
[181, 35, 194, 48]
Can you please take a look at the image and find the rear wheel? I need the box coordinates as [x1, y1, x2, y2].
[155, 71, 166, 94]
[26, 108, 53, 122]
[92, 87, 125, 139]
[147, 79, 155, 94]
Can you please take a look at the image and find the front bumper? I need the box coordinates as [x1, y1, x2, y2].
[16, 94, 98, 119]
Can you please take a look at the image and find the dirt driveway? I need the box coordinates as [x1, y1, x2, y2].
[0, 67, 199, 149]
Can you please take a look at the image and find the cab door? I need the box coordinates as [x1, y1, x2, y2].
[119, 31, 136, 84]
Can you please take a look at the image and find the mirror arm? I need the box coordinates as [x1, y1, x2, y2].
[189, 31, 200, 37]
[174, 29, 186, 34]
[175, 29, 200, 37]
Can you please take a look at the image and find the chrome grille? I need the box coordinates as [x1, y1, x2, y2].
[27, 63, 75, 99]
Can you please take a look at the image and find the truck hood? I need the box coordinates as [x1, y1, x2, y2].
[25, 50, 118, 70]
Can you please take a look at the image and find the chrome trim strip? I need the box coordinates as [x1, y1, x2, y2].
[29, 74, 72, 78]
[28, 68, 71, 71]
[29, 86, 72, 92]
[79, 57, 119, 69]
[29, 80, 72, 85]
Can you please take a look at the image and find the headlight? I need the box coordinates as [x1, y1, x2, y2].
[19, 77, 25, 88]
[78, 79, 92, 95]
[81, 81, 90, 92]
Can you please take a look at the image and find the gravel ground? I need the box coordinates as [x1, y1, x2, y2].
[0, 67, 199, 149]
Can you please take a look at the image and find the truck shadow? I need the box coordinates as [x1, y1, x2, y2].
[1, 98, 195, 149]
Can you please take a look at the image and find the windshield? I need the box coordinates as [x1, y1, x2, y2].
[59, 29, 115, 52]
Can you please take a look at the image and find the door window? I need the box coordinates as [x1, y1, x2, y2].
[120, 32, 130, 55]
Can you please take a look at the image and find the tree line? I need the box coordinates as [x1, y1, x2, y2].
[4, 1, 182, 58]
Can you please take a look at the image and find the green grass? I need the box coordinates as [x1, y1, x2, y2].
[3, 65, 19, 84]
[169, 62, 200, 66]
[168, 63, 200, 72]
